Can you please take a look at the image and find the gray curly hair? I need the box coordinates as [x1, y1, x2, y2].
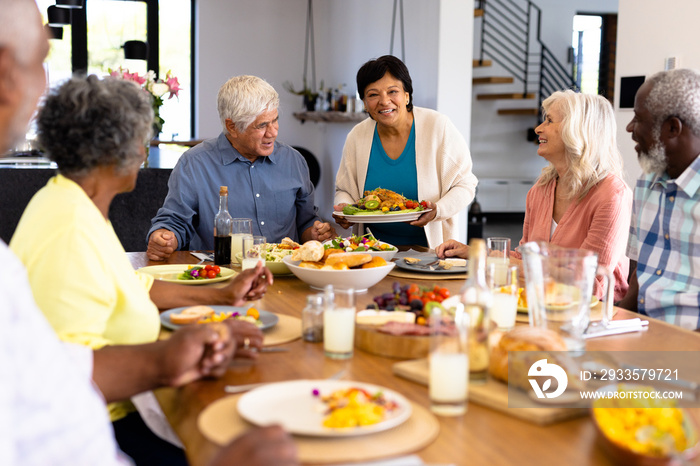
[644, 68, 700, 139]
[217, 75, 279, 132]
[537, 90, 624, 200]
[37, 75, 153, 177]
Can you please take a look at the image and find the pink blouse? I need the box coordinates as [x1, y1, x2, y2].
[513, 174, 632, 302]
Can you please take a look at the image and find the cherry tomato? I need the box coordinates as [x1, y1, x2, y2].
[408, 293, 421, 303]
[407, 284, 420, 296]
[438, 287, 451, 299]
[424, 292, 437, 302]
[212, 265, 221, 274]
[204, 264, 213, 271]
[405, 200, 415, 209]
[207, 270, 217, 279]
[420, 200, 428, 209]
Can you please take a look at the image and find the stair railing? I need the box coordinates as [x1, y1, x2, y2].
[476, 0, 576, 110]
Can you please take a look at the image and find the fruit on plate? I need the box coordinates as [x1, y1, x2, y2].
[169, 305, 215, 324]
[342, 188, 427, 215]
[367, 282, 451, 326]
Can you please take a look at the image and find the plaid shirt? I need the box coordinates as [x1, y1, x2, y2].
[627, 155, 700, 330]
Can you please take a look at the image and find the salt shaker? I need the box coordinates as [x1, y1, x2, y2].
[302, 294, 324, 342]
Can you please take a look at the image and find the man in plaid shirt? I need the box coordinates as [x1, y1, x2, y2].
[620, 69, 700, 330]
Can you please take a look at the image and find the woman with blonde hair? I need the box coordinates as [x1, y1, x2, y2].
[438, 90, 632, 301]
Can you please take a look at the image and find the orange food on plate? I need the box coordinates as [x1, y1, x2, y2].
[362, 257, 388, 269]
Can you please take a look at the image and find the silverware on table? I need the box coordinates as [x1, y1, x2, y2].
[190, 251, 214, 264]
[224, 368, 346, 394]
[583, 318, 649, 339]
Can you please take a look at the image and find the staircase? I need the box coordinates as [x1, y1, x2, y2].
[472, 0, 577, 121]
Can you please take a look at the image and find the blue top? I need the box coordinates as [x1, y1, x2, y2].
[148, 132, 320, 250]
[363, 122, 427, 247]
[627, 154, 700, 330]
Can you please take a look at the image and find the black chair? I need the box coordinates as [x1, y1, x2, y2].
[293, 146, 321, 188]
[0, 168, 172, 252]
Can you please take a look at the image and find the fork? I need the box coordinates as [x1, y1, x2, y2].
[224, 368, 347, 394]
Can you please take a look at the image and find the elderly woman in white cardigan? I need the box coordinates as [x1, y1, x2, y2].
[333, 55, 478, 249]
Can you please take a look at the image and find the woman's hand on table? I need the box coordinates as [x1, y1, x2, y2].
[436, 239, 470, 259]
[225, 319, 264, 359]
[221, 261, 273, 306]
[332, 203, 353, 229]
[210, 425, 299, 466]
[410, 200, 437, 227]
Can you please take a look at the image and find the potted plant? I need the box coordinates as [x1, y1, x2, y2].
[283, 78, 322, 111]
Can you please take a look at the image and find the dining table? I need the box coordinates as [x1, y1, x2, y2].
[128, 250, 700, 466]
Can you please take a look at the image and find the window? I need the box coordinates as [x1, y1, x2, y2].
[38, 0, 192, 140]
[572, 15, 602, 95]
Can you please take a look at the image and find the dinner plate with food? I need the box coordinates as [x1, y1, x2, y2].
[395, 256, 468, 274]
[236, 379, 412, 437]
[138, 264, 235, 285]
[334, 188, 431, 224]
[516, 287, 599, 313]
[160, 305, 278, 331]
[234, 237, 297, 275]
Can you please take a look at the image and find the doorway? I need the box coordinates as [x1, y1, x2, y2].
[572, 13, 617, 101]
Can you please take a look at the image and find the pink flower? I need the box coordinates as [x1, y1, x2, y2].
[165, 72, 181, 99]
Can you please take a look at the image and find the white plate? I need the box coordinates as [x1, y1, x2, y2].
[236, 379, 412, 437]
[333, 209, 432, 224]
[160, 306, 278, 331]
[137, 264, 235, 285]
[234, 253, 292, 275]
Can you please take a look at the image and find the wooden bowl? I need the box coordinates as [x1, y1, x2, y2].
[354, 324, 430, 359]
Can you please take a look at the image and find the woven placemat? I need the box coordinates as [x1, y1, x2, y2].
[198, 394, 440, 464]
[388, 268, 467, 281]
[263, 313, 301, 346]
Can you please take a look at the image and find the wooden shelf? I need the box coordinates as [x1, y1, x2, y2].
[473, 76, 514, 84]
[293, 111, 368, 123]
[477, 92, 535, 100]
[498, 108, 540, 116]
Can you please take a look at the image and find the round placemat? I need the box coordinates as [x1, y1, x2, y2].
[198, 394, 440, 464]
[263, 313, 301, 346]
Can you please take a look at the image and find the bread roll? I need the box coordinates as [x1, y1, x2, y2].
[489, 326, 567, 388]
[299, 261, 324, 269]
[291, 240, 324, 262]
[362, 257, 388, 268]
[325, 252, 372, 268]
[170, 305, 215, 325]
[322, 248, 344, 261]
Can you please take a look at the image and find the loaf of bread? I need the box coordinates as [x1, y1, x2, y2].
[362, 257, 388, 268]
[291, 240, 324, 262]
[169, 305, 215, 325]
[325, 252, 372, 268]
[489, 326, 567, 389]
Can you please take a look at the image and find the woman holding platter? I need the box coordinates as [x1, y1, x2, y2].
[333, 55, 478, 249]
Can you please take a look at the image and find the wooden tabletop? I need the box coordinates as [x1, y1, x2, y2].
[129, 251, 700, 466]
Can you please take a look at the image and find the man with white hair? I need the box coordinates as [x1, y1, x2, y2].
[0, 1, 298, 464]
[147, 75, 336, 260]
[619, 68, 700, 330]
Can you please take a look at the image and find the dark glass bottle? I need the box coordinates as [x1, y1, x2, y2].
[214, 186, 232, 266]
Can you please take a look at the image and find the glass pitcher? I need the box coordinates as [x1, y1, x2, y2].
[519, 242, 614, 350]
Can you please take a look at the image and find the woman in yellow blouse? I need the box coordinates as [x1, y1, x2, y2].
[10, 75, 272, 465]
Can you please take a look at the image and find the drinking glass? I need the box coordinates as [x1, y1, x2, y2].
[429, 304, 469, 416]
[486, 237, 511, 283]
[231, 218, 253, 264]
[488, 263, 519, 332]
[323, 288, 355, 359]
[241, 235, 266, 270]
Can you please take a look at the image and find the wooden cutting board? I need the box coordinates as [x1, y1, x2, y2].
[392, 358, 586, 425]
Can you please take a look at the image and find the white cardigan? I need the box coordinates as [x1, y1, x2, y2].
[334, 106, 478, 248]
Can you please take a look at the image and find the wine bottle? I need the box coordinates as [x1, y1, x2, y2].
[214, 186, 233, 266]
[459, 238, 493, 383]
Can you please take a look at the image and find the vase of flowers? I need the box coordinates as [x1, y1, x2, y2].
[108, 67, 181, 138]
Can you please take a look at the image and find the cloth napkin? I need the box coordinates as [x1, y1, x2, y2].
[583, 318, 649, 339]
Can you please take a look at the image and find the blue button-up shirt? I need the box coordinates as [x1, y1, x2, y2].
[627, 154, 700, 330]
[148, 132, 320, 250]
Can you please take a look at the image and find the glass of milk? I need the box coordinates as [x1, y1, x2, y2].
[231, 218, 253, 265]
[486, 237, 511, 283]
[241, 235, 266, 270]
[488, 263, 519, 331]
[429, 304, 469, 416]
[323, 288, 355, 359]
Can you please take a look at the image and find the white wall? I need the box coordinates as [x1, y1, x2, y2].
[614, 0, 700, 187]
[470, 0, 618, 183]
[196, 0, 473, 240]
